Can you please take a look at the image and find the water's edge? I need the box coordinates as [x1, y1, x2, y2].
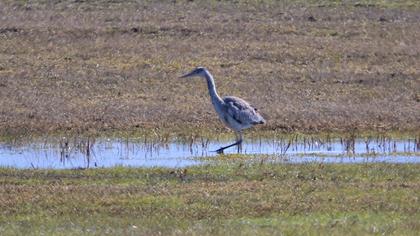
[0, 136, 419, 169]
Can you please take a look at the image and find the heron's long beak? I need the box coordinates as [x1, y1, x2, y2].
[179, 71, 195, 78]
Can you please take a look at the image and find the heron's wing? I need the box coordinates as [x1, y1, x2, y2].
[223, 96, 265, 125]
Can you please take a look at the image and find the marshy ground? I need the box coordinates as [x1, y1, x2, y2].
[0, 0, 419, 136]
[0, 163, 419, 235]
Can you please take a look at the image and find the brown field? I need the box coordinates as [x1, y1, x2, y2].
[0, 0, 419, 136]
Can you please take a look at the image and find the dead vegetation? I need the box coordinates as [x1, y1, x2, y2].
[0, 0, 419, 136]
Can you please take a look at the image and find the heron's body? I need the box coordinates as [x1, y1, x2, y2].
[180, 67, 265, 153]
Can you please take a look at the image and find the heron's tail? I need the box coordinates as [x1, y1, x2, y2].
[252, 119, 265, 125]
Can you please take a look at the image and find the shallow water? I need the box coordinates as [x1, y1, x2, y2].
[0, 136, 419, 169]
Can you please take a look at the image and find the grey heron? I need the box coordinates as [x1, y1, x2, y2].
[180, 67, 265, 154]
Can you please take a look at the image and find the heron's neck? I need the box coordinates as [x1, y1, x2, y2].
[203, 71, 223, 105]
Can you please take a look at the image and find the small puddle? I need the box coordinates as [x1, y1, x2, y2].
[0, 136, 419, 169]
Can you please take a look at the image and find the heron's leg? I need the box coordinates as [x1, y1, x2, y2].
[235, 132, 244, 153]
[215, 140, 242, 154]
[216, 132, 243, 154]
[237, 132, 243, 153]
[236, 132, 240, 153]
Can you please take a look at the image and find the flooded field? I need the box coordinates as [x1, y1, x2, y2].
[0, 135, 419, 169]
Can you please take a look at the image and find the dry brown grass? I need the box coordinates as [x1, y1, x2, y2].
[0, 0, 419, 136]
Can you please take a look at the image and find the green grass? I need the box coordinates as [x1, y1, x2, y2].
[0, 163, 419, 235]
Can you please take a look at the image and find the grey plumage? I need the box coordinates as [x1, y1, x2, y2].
[223, 96, 265, 126]
[179, 67, 265, 154]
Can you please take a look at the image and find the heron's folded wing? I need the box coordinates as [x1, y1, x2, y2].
[223, 96, 264, 124]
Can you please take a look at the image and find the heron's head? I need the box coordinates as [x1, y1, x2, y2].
[179, 67, 208, 78]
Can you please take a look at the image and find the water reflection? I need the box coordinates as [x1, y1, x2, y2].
[0, 136, 419, 169]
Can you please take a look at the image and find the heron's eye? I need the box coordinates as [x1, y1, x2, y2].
[197, 67, 205, 71]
